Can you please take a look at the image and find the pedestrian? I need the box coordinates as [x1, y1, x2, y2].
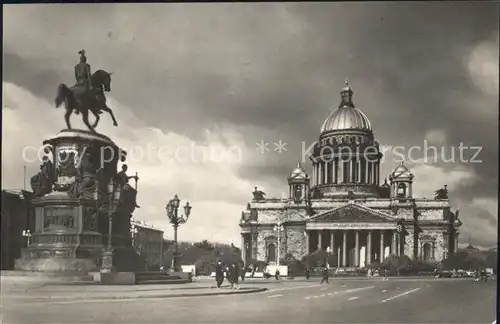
[230, 263, 240, 289]
[305, 268, 310, 280]
[240, 262, 246, 282]
[383, 268, 388, 281]
[215, 260, 225, 288]
[275, 268, 280, 280]
[320, 266, 330, 284]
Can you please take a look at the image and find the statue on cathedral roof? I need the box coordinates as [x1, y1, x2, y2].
[252, 186, 266, 201]
[434, 185, 448, 200]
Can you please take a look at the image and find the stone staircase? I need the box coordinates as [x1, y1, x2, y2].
[134, 271, 192, 285]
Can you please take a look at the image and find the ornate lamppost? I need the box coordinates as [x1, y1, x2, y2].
[273, 222, 285, 266]
[22, 229, 32, 247]
[101, 179, 122, 273]
[166, 194, 192, 272]
[131, 223, 139, 251]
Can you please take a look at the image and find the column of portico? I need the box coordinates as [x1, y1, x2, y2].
[380, 231, 385, 261]
[391, 231, 397, 256]
[367, 231, 372, 265]
[318, 230, 322, 250]
[354, 231, 360, 267]
[342, 231, 347, 267]
[330, 231, 335, 255]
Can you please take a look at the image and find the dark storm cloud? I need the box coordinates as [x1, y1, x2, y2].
[3, 3, 498, 209]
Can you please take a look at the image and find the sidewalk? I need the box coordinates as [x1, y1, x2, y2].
[1, 277, 268, 301]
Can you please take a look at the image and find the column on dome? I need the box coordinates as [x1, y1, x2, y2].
[324, 160, 329, 184]
[338, 158, 343, 184]
[319, 162, 323, 185]
[375, 161, 379, 186]
[360, 158, 366, 183]
[367, 160, 373, 184]
[344, 160, 350, 184]
[334, 158, 338, 184]
[329, 160, 334, 184]
[351, 157, 356, 183]
[357, 158, 362, 183]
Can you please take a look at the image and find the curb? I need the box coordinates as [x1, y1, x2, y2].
[9, 288, 269, 301]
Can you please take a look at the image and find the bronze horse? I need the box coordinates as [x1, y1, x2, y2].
[55, 69, 118, 133]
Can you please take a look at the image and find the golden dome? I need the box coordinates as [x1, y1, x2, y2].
[320, 80, 372, 133]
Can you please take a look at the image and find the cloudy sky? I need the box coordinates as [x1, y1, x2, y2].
[3, 3, 498, 248]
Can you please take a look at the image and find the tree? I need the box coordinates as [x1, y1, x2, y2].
[302, 250, 330, 268]
[382, 254, 412, 275]
[193, 240, 214, 251]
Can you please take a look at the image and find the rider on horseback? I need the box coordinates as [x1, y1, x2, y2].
[74, 50, 92, 115]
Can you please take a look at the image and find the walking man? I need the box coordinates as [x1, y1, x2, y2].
[320, 266, 330, 284]
[230, 263, 240, 289]
[215, 260, 225, 288]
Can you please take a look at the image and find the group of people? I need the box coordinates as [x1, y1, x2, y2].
[215, 260, 246, 289]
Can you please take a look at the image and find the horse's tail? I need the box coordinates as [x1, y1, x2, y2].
[55, 83, 71, 108]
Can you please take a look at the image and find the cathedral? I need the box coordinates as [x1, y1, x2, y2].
[240, 82, 462, 268]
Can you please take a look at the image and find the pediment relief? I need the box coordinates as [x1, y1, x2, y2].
[308, 203, 395, 223]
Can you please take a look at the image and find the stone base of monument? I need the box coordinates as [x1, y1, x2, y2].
[15, 191, 105, 272]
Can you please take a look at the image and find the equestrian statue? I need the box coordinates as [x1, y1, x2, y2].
[55, 50, 118, 133]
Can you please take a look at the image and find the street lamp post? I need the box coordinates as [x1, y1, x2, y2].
[101, 179, 122, 273]
[166, 194, 192, 272]
[273, 222, 284, 266]
[22, 229, 32, 247]
[131, 224, 138, 250]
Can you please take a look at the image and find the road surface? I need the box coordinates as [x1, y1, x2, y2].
[1, 278, 496, 323]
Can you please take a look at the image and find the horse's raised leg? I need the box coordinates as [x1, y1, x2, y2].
[82, 109, 96, 133]
[91, 108, 100, 128]
[64, 102, 72, 130]
[100, 105, 118, 127]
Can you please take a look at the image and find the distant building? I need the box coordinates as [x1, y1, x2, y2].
[240, 83, 462, 268]
[130, 219, 164, 270]
[1, 190, 35, 270]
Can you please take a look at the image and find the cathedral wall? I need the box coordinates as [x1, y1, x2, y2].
[256, 227, 274, 261]
[403, 232, 415, 258]
[284, 225, 307, 260]
[255, 208, 308, 224]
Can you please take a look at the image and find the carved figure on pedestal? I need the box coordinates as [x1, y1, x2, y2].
[115, 165, 140, 215]
[68, 150, 99, 199]
[55, 50, 118, 132]
[30, 156, 54, 197]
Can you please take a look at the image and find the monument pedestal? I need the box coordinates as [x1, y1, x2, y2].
[15, 192, 104, 272]
[16, 129, 145, 273]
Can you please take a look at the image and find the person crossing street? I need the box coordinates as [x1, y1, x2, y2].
[320, 266, 330, 284]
